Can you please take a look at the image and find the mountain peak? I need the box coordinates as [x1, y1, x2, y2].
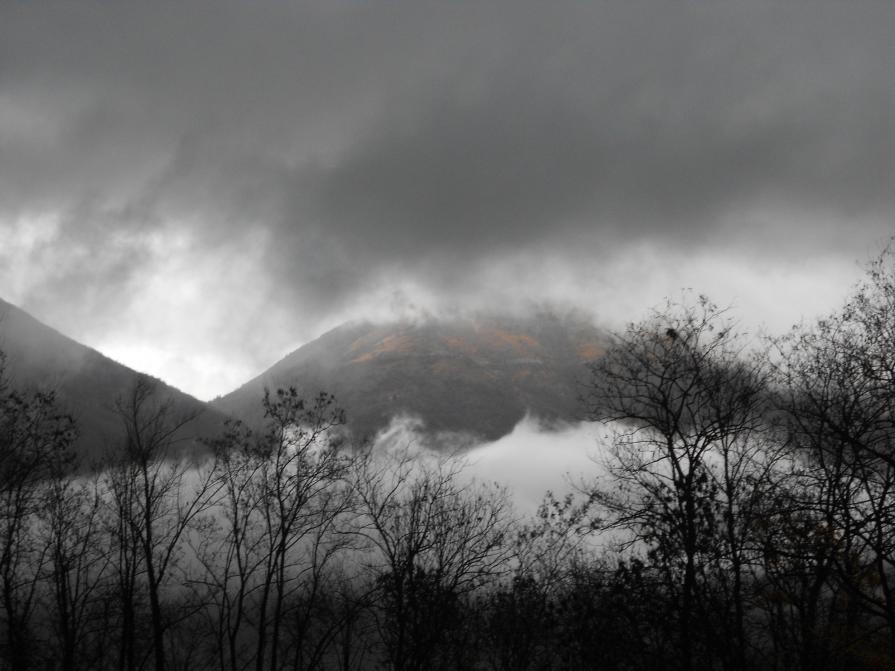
[214, 309, 607, 445]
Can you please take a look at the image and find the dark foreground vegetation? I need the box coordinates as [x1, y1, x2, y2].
[4, 253, 895, 670]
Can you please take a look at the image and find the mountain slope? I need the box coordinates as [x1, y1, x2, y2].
[0, 297, 225, 463]
[213, 311, 607, 445]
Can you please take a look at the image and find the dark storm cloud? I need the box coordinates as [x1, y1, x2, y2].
[303, 3, 895, 262]
[2, 0, 895, 355]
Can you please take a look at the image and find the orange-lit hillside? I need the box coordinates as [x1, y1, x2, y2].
[213, 310, 609, 446]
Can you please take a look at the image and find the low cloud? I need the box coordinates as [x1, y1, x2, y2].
[369, 414, 608, 515]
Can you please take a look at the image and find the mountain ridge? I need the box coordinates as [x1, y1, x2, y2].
[0, 297, 226, 463]
[213, 310, 608, 445]
[0, 296, 608, 456]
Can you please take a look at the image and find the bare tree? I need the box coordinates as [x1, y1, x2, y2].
[105, 377, 220, 671]
[481, 491, 593, 671]
[352, 448, 514, 671]
[772, 249, 895, 662]
[0, 351, 76, 670]
[585, 295, 773, 671]
[190, 417, 261, 671]
[195, 387, 353, 671]
[250, 388, 351, 671]
[39, 468, 110, 671]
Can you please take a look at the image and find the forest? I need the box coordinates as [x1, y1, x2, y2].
[3, 253, 895, 671]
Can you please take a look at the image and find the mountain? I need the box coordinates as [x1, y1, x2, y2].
[0, 297, 225, 464]
[213, 310, 607, 446]
[0, 297, 607, 458]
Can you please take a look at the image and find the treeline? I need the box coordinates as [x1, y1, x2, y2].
[3, 254, 895, 670]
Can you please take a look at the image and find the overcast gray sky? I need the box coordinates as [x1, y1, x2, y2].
[1, 1, 893, 399]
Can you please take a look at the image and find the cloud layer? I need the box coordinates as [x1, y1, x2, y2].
[1, 1, 893, 397]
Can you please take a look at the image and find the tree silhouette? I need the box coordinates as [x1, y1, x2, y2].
[0, 352, 76, 670]
[586, 295, 772, 671]
[105, 377, 220, 671]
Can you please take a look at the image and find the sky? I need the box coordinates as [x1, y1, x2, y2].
[1, 1, 894, 401]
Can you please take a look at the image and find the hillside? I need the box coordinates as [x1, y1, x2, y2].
[0, 297, 226, 464]
[213, 311, 607, 445]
